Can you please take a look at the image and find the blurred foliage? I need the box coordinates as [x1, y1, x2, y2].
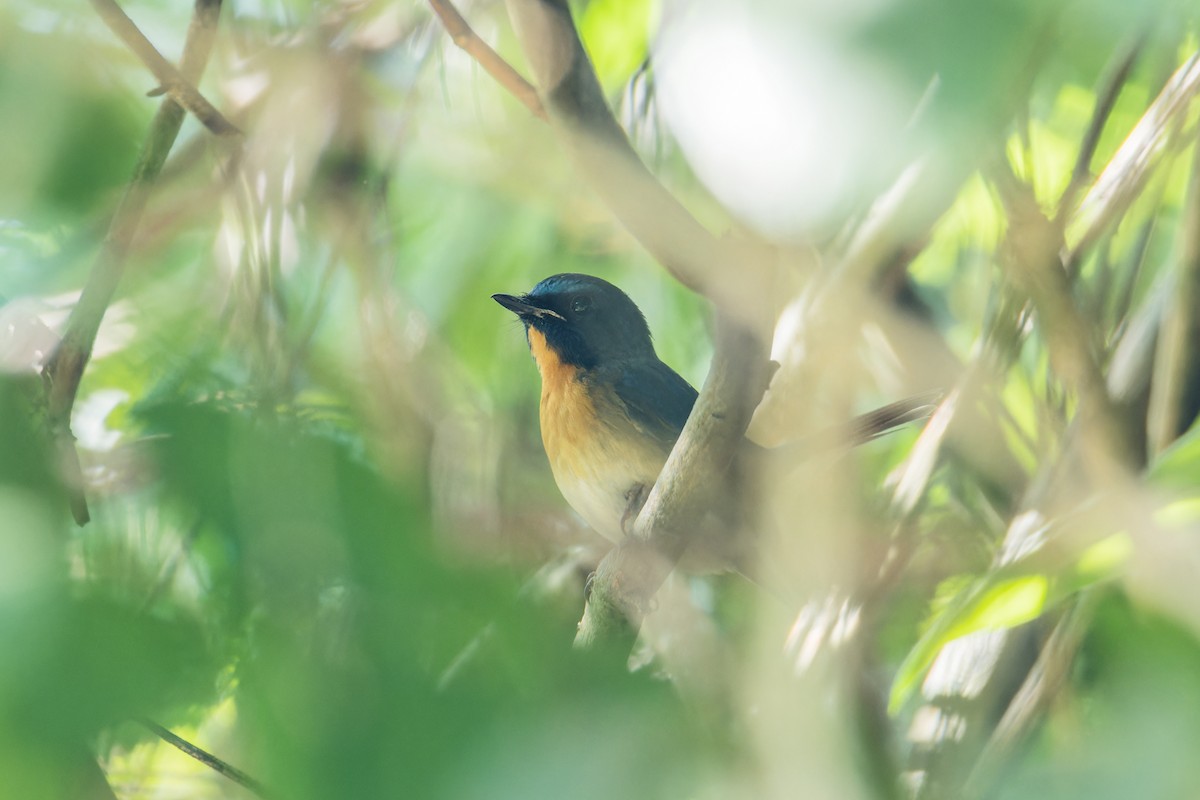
[2, 0, 1200, 798]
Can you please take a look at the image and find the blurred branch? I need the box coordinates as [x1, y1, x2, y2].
[504, 0, 778, 332]
[576, 317, 772, 649]
[1146, 130, 1200, 455]
[963, 592, 1098, 797]
[427, 0, 546, 119]
[139, 719, 275, 799]
[89, 0, 238, 137]
[1055, 33, 1145, 230]
[991, 160, 1134, 470]
[42, 0, 225, 524]
[1069, 50, 1200, 258]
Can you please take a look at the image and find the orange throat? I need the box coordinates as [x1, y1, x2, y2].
[527, 327, 594, 468]
[526, 327, 668, 544]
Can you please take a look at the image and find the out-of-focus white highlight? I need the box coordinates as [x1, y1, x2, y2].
[73, 389, 129, 453]
[786, 593, 862, 672]
[0, 297, 59, 372]
[656, 7, 910, 235]
[922, 628, 1008, 700]
[907, 704, 968, 744]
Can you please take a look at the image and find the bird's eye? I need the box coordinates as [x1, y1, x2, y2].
[571, 297, 590, 314]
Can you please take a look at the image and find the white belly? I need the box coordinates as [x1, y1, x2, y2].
[541, 400, 666, 545]
[554, 458, 648, 544]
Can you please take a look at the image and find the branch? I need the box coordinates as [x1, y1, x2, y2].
[575, 317, 772, 649]
[1146, 125, 1200, 454]
[1055, 32, 1145, 229]
[42, 0, 225, 524]
[139, 719, 275, 799]
[962, 592, 1098, 797]
[504, 0, 777, 333]
[1068, 51, 1200, 259]
[991, 160, 1135, 471]
[427, 0, 546, 119]
[89, 0, 239, 138]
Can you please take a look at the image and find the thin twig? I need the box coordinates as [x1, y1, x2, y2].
[43, 0, 225, 524]
[138, 719, 275, 799]
[1146, 126, 1200, 454]
[962, 592, 1098, 797]
[1055, 32, 1146, 229]
[89, 0, 239, 137]
[427, 0, 546, 119]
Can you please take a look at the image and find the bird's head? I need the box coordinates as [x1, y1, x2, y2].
[493, 273, 655, 370]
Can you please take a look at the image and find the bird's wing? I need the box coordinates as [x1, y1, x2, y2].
[604, 360, 698, 445]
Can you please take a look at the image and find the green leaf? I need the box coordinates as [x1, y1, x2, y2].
[579, 0, 656, 90]
[890, 573, 1050, 713]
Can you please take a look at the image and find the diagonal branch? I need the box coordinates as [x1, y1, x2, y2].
[991, 160, 1134, 472]
[1055, 32, 1146, 229]
[440, 0, 780, 328]
[427, 0, 546, 119]
[504, 0, 778, 334]
[1068, 51, 1200, 259]
[1146, 125, 1200, 454]
[89, 0, 239, 138]
[139, 719, 275, 799]
[43, 0, 225, 524]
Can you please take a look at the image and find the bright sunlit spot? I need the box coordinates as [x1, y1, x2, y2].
[656, 7, 911, 236]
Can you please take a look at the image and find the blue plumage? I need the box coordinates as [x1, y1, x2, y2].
[605, 360, 697, 445]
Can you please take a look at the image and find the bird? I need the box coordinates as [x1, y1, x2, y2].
[494, 273, 936, 568]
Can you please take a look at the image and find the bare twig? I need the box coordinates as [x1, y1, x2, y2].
[88, 0, 239, 138]
[43, 0, 225, 524]
[1146, 127, 1200, 454]
[1055, 33, 1146, 229]
[427, 0, 546, 119]
[138, 719, 275, 799]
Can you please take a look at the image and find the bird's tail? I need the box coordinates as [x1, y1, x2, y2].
[845, 389, 943, 446]
[768, 389, 943, 462]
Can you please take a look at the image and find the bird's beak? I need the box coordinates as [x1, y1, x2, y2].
[492, 293, 564, 320]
